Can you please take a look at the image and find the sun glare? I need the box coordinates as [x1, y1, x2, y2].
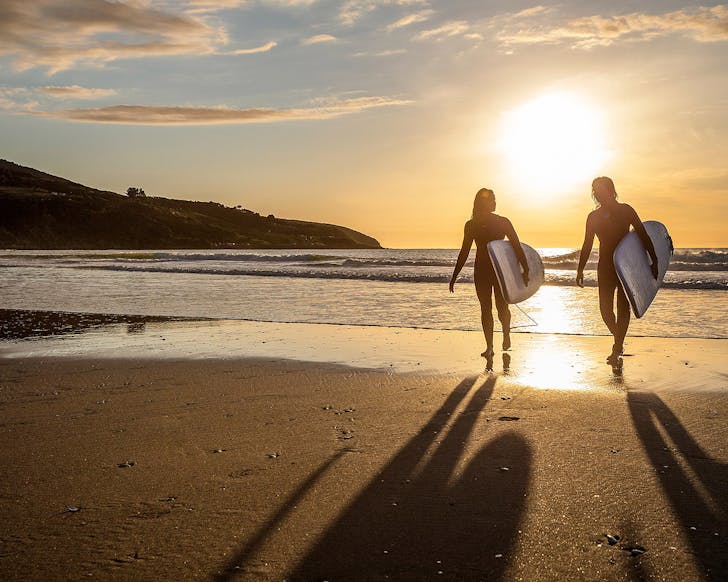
[498, 92, 610, 194]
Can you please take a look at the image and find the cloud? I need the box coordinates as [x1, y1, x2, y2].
[353, 49, 407, 57]
[301, 34, 337, 45]
[0, 84, 116, 110]
[413, 20, 474, 41]
[0, 87, 37, 111]
[39, 85, 117, 99]
[263, 0, 320, 5]
[386, 9, 433, 32]
[184, 0, 245, 12]
[497, 5, 728, 49]
[183, 0, 320, 14]
[225, 40, 278, 54]
[512, 5, 551, 19]
[0, 0, 227, 73]
[339, 0, 428, 26]
[32, 96, 413, 125]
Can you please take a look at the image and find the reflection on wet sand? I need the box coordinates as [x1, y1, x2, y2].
[126, 322, 147, 333]
[502, 336, 611, 391]
[502, 352, 511, 374]
[611, 357, 624, 377]
[483, 351, 511, 376]
[0, 309, 188, 340]
[2, 310, 724, 394]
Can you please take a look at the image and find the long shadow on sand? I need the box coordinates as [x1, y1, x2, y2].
[215, 375, 531, 580]
[286, 375, 532, 580]
[627, 391, 728, 580]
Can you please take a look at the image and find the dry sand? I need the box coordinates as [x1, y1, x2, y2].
[1, 314, 727, 581]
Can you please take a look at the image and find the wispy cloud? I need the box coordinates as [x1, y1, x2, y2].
[340, 0, 429, 26]
[184, 0, 245, 14]
[33, 96, 413, 125]
[264, 0, 320, 5]
[40, 85, 117, 99]
[301, 34, 337, 46]
[225, 41, 278, 55]
[1, 84, 116, 111]
[183, 0, 322, 14]
[0, 0, 227, 73]
[0, 87, 37, 111]
[185, 0, 244, 9]
[512, 5, 552, 19]
[413, 20, 479, 42]
[497, 5, 728, 49]
[386, 9, 433, 32]
[353, 49, 407, 57]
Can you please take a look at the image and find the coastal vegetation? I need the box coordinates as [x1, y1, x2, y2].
[0, 160, 381, 249]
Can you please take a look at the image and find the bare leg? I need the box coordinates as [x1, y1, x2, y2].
[598, 269, 623, 362]
[494, 285, 511, 350]
[479, 298, 495, 356]
[475, 269, 495, 357]
[614, 285, 630, 352]
[598, 281, 617, 336]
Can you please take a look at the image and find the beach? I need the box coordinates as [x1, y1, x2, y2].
[4, 0, 728, 578]
[1, 313, 726, 580]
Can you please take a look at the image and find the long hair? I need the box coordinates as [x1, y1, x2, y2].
[592, 176, 617, 208]
[472, 188, 496, 221]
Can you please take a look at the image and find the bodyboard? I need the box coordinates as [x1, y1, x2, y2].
[487, 241, 544, 304]
[613, 220, 672, 318]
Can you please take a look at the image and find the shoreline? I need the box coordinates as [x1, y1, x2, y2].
[3, 307, 727, 340]
[1, 309, 726, 390]
[0, 309, 204, 341]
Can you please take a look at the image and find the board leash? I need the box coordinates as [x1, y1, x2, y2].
[511, 303, 538, 329]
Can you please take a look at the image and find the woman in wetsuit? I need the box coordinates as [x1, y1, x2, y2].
[576, 176, 658, 364]
[450, 188, 529, 358]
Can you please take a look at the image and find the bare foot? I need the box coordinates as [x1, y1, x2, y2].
[606, 344, 623, 364]
[482, 348, 495, 371]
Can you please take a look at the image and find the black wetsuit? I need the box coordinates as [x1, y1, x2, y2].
[468, 215, 509, 314]
[583, 202, 642, 352]
[591, 203, 633, 289]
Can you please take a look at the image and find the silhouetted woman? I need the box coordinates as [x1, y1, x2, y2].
[577, 176, 658, 364]
[450, 188, 529, 358]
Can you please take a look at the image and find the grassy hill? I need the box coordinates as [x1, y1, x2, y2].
[0, 160, 381, 249]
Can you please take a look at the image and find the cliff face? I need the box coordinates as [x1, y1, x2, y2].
[0, 160, 381, 249]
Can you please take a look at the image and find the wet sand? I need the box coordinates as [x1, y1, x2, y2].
[1, 312, 727, 580]
[0, 309, 198, 341]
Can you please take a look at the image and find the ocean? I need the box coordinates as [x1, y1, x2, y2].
[1, 248, 726, 339]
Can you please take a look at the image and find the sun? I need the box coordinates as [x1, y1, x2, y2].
[498, 92, 611, 194]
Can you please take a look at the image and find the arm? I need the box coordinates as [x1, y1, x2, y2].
[450, 222, 474, 293]
[503, 218, 529, 285]
[576, 215, 595, 288]
[628, 205, 659, 279]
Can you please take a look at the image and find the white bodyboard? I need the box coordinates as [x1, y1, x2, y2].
[613, 220, 672, 318]
[487, 241, 544, 304]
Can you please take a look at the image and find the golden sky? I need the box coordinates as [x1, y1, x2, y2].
[0, 1, 726, 247]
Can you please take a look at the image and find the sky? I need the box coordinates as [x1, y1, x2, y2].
[0, 0, 727, 248]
